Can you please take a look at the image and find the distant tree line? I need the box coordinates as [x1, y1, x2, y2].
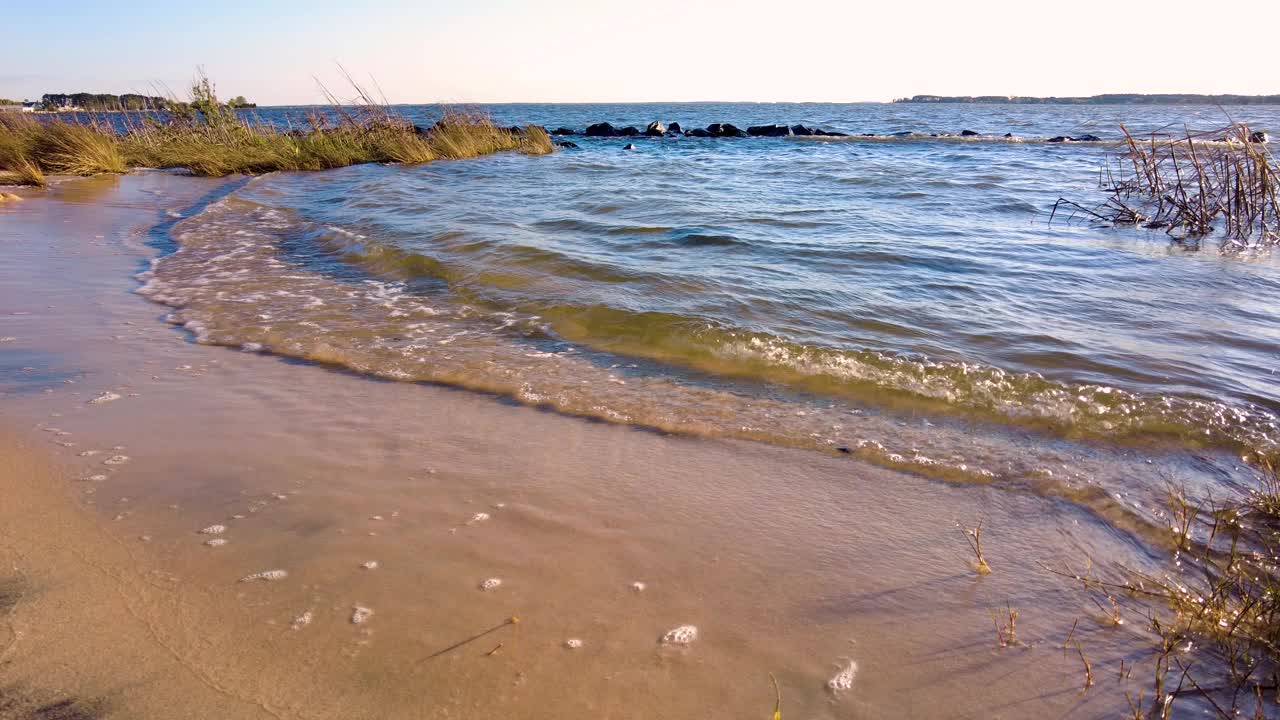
[896, 94, 1280, 105]
[37, 92, 256, 111]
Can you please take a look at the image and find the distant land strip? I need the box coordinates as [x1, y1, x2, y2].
[895, 94, 1280, 105]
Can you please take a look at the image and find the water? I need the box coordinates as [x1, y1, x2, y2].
[139, 102, 1280, 537]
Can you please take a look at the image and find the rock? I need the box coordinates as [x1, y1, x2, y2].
[960, 129, 979, 137]
[1047, 136, 1069, 143]
[554, 140, 579, 149]
[623, 143, 638, 150]
[645, 121, 666, 136]
[790, 124, 817, 136]
[617, 126, 640, 137]
[1250, 131, 1269, 144]
[551, 127, 576, 136]
[1003, 133, 1013, 138]
[707, 123, 746, 138]
[890, 131, 913, 138]
[585, 122, 619, 137]
[1072, 134, 1102, 142]
[748, 124, 793, 137]
[667, 122, 682, 134]
[816, 130, 848, 137]
[686, 128, 712, 137]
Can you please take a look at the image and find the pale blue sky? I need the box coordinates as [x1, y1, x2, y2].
[3, 0, 1277, 104]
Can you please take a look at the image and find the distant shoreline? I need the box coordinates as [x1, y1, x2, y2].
[896, 94, 1280, 105]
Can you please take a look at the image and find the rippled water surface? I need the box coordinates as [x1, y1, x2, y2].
[140, 103, 1280, 532]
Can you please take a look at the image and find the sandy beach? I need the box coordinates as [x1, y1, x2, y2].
[0, 172, 1163, 718]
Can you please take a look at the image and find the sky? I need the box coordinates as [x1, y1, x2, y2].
[3, 0, 1278, 105]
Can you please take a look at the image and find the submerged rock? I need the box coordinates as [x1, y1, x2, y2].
[1251, 131, 1269, 143]
[667, 122, 682, 134]
[790, 124, 817, 136]
[960, 129, 979, 137]
[1073, 134, 1102, 142]
[554, 140, 579, 149]
[617, 126, 640, 137]
[585, 122, 619, 137]
[707, 123, 746, 138]
[551, 127, 576, 136]
[623, 143, 638, 150]
[685, 128, 712, 137]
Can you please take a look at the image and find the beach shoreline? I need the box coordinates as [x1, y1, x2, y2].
[0, 171, 1158, 718]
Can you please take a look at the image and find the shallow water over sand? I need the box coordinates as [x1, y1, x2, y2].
[0, 170, 1189, 719]
[133, 103, 1280, 540]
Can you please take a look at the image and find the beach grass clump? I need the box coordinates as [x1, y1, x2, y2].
[1060, 460, 1280, 718]
[0, 114, 47, 186]
[35, 121, 127, 176]
[1056, 123, 1279, 251]
[0, 72, 553, 185]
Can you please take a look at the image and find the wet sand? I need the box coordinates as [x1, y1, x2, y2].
[1, 172, 1158, 718]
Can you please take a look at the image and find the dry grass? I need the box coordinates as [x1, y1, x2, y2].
[959, 519, 992, 574]
[1054, 123, 1280, 252]
[0, 72, 552, 187]
[1053, 461, 1280, 718]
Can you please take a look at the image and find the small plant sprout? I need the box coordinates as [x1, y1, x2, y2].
[959, 519, 991, 574]
[769, 672, 781, 720]
[1075, 641, 1093, 689]
[1091, 589, 1123, 626]
[990, 602, 1018, 648]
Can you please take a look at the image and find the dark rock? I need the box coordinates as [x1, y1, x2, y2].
[862, 133, 876, 137]
[668, 122, 682, 134]
[790, 124, 816, 136]
[1250, 131, 1269, 143]
[554, 140, 579, 149]
[818, 130, 848, 137]
[1072, 134, 1102, 142]
[412, 124, 431, 136]
[618, 126, 640, 137]
[1003, 133, 1013, 138]
[960, 129, 979, 137]
[1047, 136, 1069, 143]
[707, 123, 746, 138]
[747, 124, 793, 137]
[586, 122, 619, 137]
[551, 127, 576, 136]
[623, 143, 638, 150]
[645, 121, 666, 136]
[686, 128, 712, 137]
[836, 446, 852, 454]
[890, 131, 913, 138]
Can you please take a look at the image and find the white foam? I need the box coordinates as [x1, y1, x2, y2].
[361, 561, 379, 570]
[200, 524, 227, 534]
[103, 455, 130, 466]
[351, 606, 374, 624]
[291, 611, 313, 630]
[631, 581, 647, 592]
[565, 638, 584, 649]
[466, 512, 491, 525]
[241, 569, 288, 582]
[204, 538, 228, 548]
[827, 660, 858, 691]
[480, 578, 502, 591]
[661, 625, 698, 645]
[89, 391, 122, 404]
